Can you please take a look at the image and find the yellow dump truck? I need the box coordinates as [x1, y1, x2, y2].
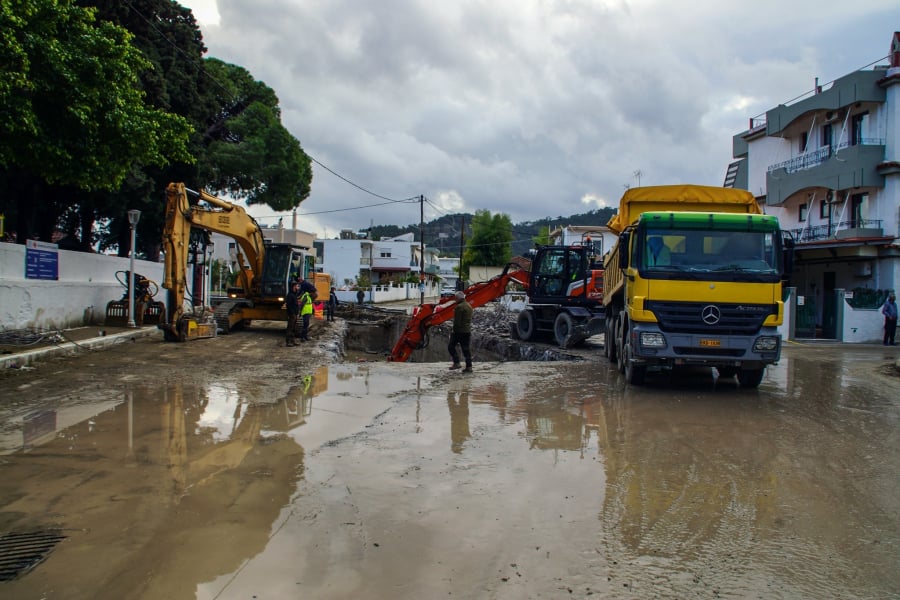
[602, 184, 793, 387]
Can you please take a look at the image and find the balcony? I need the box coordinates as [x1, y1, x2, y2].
[765, 70, 885, 136]
[788, 219, 883, 243]
[766, 141, 885, 205]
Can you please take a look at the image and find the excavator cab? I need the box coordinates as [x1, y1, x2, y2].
[259, 243, 296, 300]
[529, 246, 593, 305]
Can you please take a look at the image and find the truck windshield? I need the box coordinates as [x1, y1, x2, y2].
[640, 228, 780, 276]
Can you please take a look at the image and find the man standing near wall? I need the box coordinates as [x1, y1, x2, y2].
[883, 292, 897, 346]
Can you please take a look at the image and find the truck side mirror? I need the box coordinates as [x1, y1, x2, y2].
[619, 232, 631, 269]
[780, 230, 795, 281]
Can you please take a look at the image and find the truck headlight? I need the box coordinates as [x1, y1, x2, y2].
[640, 332, 667, 348]
[753, 336, 779, 352]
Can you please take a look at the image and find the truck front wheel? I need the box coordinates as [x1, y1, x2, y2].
[737, 368, 765, 388]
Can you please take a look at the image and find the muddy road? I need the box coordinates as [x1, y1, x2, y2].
[0, 319, 898, 599]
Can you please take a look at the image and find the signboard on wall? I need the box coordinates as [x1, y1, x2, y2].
[25, 239, 59, 280]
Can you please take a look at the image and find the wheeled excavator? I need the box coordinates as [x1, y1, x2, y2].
[159, 182, 328, 342]
[389, 242, 605, 362]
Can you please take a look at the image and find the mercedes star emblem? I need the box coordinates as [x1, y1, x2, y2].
[701, 305, 721, 325]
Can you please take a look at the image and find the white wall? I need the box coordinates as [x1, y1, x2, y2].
[321, 239, 369, 288]
[334, 280, 440, 304]
[747, 136, 789, 198]
[0, 242, 164, 330]
[841, 303, 885, 343]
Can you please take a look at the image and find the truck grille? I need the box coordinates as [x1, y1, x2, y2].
[645, 301, 776, 335]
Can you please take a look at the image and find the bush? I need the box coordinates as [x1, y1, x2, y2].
[846, 288, 889, 309]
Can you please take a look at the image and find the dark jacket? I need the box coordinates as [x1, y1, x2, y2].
[453, 300, 473, 334]
[286, 289, 300, 315]
[883, 298, 898, 320]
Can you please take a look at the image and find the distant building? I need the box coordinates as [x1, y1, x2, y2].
[316, 231, 440, 289]
[549, 225, 616, 260]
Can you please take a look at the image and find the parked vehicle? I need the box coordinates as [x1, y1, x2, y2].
[602, 184, 794, 387]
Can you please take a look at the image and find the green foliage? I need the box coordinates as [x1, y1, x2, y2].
[200, 59, 312, 211]
[532, 226, 552, 247]
[463, 210, 513, 274]
[0, 0, 193, 189]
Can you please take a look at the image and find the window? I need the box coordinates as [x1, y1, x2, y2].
[822, 123, 833, 152]
[851, 112, 868, 146]
[819, 199, 830, 219]
[849, 193, 867, 228]
[379, 249, 392, 258]
[799, 202, 808, 222]
[800, 131, 809, 153]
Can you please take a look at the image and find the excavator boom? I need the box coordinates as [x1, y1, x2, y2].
[389, 265, 529, 362]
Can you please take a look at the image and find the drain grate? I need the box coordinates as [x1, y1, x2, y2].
[0, 530, 67, 581]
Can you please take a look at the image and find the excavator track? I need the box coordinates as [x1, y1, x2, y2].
[214, 301, 241, 334]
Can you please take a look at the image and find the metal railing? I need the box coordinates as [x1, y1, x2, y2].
[788, 219, 882, 243]
[767, 139, 885, 174]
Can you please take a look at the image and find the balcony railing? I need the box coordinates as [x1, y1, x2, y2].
[788, 219, 882, 243]
[768, 139, 885, 174]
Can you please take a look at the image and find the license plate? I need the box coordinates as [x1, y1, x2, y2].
[699, 339, 721, 347]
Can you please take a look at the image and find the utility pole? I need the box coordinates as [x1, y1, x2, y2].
[458, 215, 465, 291]
[419, 194, 425, 305]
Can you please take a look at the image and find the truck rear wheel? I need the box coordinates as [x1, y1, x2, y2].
[616, 315, 627, 374]
[553, 312, 575, 347]
[516, 310, 536, 341]
[605, 316, 617, 362]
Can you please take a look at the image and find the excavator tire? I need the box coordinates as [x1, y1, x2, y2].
[553, 312, 576, 347]
[516, 310, 536, 342]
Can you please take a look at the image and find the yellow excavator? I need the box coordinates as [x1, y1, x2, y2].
[159, 182, 329, 342]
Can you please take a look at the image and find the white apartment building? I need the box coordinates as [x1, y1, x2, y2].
[549, 225, 616, 261]
[316, 231, 440, 290]
[727, 32, 900, 338]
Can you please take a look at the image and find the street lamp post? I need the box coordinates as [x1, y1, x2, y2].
[206, 241, 215, 302]
[126, 209, 141, 328]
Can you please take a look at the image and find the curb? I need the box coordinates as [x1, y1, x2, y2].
[1, 328, 161, 370]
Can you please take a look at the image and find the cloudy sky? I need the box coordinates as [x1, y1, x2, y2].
[179, 0, 896, 238]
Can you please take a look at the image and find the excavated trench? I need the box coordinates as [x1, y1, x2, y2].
[340, 304, 599, 363]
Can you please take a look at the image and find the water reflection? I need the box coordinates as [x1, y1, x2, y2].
[432, 355, 899, 598]
[447, 391, 470, 453]
[0, 364, 387, 599]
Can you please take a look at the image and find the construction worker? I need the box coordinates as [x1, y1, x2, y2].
[448, 291, 473, 373]
[299, 288, 315, 342]
[285, 281, 300, 346]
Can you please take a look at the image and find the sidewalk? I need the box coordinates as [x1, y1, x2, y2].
[0, 326, 161, 370]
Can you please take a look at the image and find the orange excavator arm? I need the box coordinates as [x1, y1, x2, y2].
[389, 265, 530, 362]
